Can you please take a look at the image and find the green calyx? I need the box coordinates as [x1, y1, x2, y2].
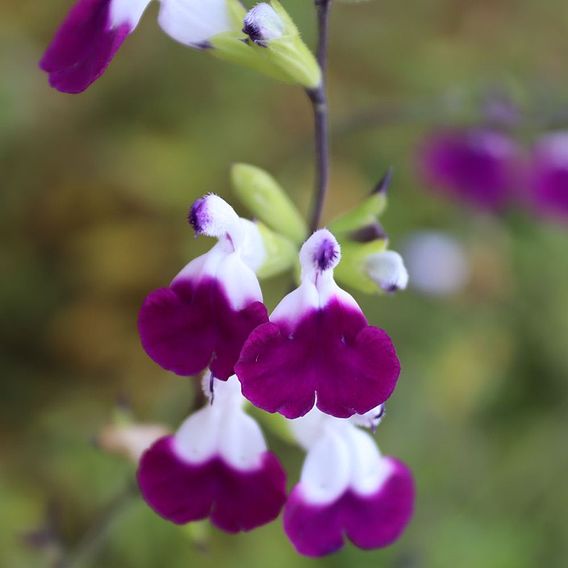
[231, 163, 307, 244]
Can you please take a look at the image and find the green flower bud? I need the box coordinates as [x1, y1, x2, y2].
[328, 169, 392, 234]
[231, 163, 307, 243]
[329, 191, 388, 235]
[256, 222, 298, 279]
[241, 1, 321, 89]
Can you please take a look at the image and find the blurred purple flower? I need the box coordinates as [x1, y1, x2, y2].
[528, 133, 568, 222]
[418, 128, 521, 212]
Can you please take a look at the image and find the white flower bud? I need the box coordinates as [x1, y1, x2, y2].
[243, 3, 285, 46]
[365, 251, 409, 293]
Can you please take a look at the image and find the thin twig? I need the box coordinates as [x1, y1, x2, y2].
[56, 482, 138, 568]
[307, 0, 333, 233]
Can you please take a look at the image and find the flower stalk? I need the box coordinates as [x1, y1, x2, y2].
[307, 0, 332, 233]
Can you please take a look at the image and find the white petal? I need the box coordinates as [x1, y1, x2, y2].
[299, 431, 351, 504]
[344, 426, 392, 496]
[209, 374, 244, 407]
[239, 219, 266, 273]
[215, 252, 263, 309]
[173, 406, 222, 463]
[349, 403, 385, 430]
[158, 0, 234, 47]
[299, 229, 341, 281]
[189, 194, 242, 239]
[170, 251, 210, 286]
[110, 0, 153, 29]
[288, 408, 330, 451]
[218, 408, 267, 470]
[365, 250, 409, 292]
[270, 280, 319, 323]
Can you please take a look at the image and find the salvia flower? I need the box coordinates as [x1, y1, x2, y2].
[236, 229, 401, 419]
[138, 194, 268, 380]
[418, 128, 519, 212]
[284, 408, 414, 557]
[138, 374, 287, 531]
[40, 0, 238, 93]
[528, 132, 568, 222]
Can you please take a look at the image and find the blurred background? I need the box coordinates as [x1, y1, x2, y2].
[2, 0, 568, 566]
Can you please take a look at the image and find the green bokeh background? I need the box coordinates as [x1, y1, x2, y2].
[2, 0, 568, 566]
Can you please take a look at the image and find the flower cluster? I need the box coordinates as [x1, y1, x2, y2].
[41, 0, 415, 557]
[418, 128, 568, 222]
[135, 193, 413, 556]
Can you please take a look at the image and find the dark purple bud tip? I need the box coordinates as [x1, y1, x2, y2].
[372, 166, 394, 195]
[348, 222, 387, 243]
[315, 238, 340, 271]
[242, 23, 268, 47]
[188, 197, 209, 235]
[243, 4, 284, 47]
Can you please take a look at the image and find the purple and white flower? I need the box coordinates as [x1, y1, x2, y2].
[40, 0, 236, 93]
[236, 229, 401, 419]
[528, 132, 568, 222]
[138, 194, 268, 380]
[138, 374, 287, 531]
[418, 128, 520, 212]
[283, 408, 414, 557]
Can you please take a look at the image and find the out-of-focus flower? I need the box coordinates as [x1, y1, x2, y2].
[402, 231, 470, 296]
[138, 375, 287, 531]
[418, 129, 520, 212]
[528, 132, 568, 222]
[283, 408, 414, 557]
[138, 194, 268, 380]
[98, 422, 171, 462]
[236, 229, 400, 419]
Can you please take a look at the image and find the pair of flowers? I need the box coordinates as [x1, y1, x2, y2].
[40, 0, 320, 94]
[419, 128, 568, 221]
[136, 194, 414, 555]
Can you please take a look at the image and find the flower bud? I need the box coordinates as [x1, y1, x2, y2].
[231, 163, 307, 243]
[243, 3, 285, 46]
[365, 251, 409, 293]
[333, 240, 388, 294]
[328, 184, 389, 235]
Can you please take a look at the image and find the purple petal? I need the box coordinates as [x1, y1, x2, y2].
[138, 277, 268, 380]
[236, 300, 400, 419]
[39, 0, 130, 93]
[284, 458, 414, 557]
[137, 436, 287, 532]
[530, 140, 568, 222]
[418, 129, 518, 212]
